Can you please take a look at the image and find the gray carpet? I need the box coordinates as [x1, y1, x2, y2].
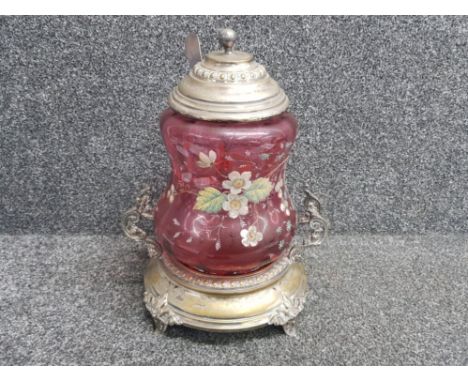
[1, 234, 467, 365]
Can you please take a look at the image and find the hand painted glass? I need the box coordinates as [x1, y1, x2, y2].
[154, 109, 298, 275]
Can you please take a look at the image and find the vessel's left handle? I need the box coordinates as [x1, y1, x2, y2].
[121, 184, 162, 258]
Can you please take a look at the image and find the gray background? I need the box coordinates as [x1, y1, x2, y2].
[1, 15, 467, 234]
[1, 16, 468, 366]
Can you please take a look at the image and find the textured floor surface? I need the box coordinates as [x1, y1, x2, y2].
[0, 234, 467, 365]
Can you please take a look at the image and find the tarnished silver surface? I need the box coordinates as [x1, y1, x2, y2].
[121, 184, 163, 257]
[143, 291, 182, 333]
[217, 28, 237, 54]
[121, 185, 153, 238]
[268, 287, 307, 338]
[297, 190, 330, 247]
[168, 28, 289, 122]
[143, 256, 308, 335]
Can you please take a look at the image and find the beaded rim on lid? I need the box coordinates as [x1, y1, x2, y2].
[168, 28, 289, 122]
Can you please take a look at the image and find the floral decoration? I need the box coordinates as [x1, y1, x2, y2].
[193, 187, 225, 212]
[167, 184, 176, 203]
[191, 151, 276, 249]
[276, 176, 290, 216]
[240, 225, 263, 247]
[222, 171, 252, 195]
[197, 150, 217, 168]
[194, 170, 272, 214]
[278, 239, 285, 250]
[275, 179, 283, 198]
[222, 194, 249, 219]
[280, 199, 291, 216]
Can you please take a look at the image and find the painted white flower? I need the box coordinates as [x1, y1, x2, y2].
[280, 199, 290, 216]
[222, 171, 252, 195]
[222, 194, 249, 219]
[275, 179, 284, 198]
[286, 220, 292, 232]
[278, 240, 285, 250]
[197, 150, 217, 168]
[166, 184, 176, 203]
[240, 225, 263, 247]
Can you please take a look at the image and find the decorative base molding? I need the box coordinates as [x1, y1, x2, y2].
[143, 257, 308, 335]
[159, 251, 292, 294]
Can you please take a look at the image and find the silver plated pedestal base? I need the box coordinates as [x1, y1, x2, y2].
[143, 257, 308, 336]
[123, 184, 328, 336]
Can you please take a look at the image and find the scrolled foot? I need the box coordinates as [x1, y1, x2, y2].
[144, 290, 183, 336]
[269, 290, 306, 337]
[153, 318, 168, 334]
[282, 321, 298, 337]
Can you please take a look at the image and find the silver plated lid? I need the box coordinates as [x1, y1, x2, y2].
[168, 28, 289, 122]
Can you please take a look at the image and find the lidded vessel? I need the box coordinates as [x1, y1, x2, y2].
[123, 28, 328, 335]
[157, 28, 297, 276]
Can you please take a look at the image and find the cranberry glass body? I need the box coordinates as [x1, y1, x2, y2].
[154, 109, 298, 276]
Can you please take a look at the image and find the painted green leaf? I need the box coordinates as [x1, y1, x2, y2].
[194, 187, 226, 213]
[244, 178, 273, 203]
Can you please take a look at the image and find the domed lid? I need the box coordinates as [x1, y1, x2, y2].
[168, 28, 289, 122]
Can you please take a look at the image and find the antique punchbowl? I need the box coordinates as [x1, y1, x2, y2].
[122, 29, 328, 336]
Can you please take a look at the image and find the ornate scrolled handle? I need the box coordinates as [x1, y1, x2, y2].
[121, 184, 162, 258]
[297, 190, 329, 247]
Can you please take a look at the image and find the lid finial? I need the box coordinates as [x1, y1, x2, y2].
[218, 28, 237, 54]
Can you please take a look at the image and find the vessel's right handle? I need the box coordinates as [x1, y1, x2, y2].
[296, 190, 329, 247]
